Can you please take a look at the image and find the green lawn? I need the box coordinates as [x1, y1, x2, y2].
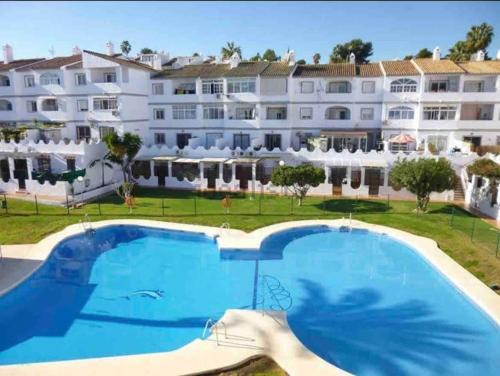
[1, 187, 499, 287]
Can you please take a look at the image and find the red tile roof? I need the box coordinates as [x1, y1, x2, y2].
[16, 55, 82, 71]
[0, 58, 45, 72]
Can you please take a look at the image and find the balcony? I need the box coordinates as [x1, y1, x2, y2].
[460, 104, 494, 121]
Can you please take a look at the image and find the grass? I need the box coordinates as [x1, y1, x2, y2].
[1, 187, 499, 287]
[201, 356, 287, 376]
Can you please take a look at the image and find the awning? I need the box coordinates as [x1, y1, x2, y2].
[225, 157, 261, 164]
[200, 157, 228, 163]
[389, 134, 415, 143]
[320, 131, 368, 137]
[362, 160, 388, 168]
[174, 158, 201, 164]
[151, 156, 178, 161]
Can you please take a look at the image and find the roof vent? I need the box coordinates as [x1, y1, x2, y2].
[474, 50, 485, 62]
[3, 44, 13, 64]
[432, 46, 441, 61]
[72, 46, 82, 56]
[106, 41, 114, 56]
[349, 52, 356, 64]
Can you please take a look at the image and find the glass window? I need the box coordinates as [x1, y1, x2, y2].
[99, 126, 114, 139]
[300, 81, 314, 93]
[0, 75, 10, 87]
[362, 81, 375, 93]
[233, 134, 250, 149]
[325, 107, 350, 120]
[429, 80, 448, 92]
[0, 100, 12, 111]
[266, 107, 287, 120]
[76, 126, 91, 141]
[427, 135, 448, 152]
[103, 72, 117, 83]
[227, 78, 256, 93]
[176, 133, 191, 148]
[75, 73, 86, 86]
[174, 82, 196, 95]
[327, 81, 351, 93]
[77, 99, 88, 112]
[26, 101, 37, 113]
[360, 108, 374, 120]
[235, 107, 255, 120]
[265, 134, 281, 150]
[300, 107, 313, 120]
[203, 105, 224, 120]
[423, 106, 456, 120]
[388, 106, 414, 120]
[37, 157, 51, 172]
[93, 97, 118, 110]
[153, 108, 165, 120]
[390, 78, 417, 93]
[172, 104, 197, 119]
[24, 75, 35, 88]
[41, 99, 58, 111]
[202, 80, 224, 94]
[152, 83, 164, 95]
[463, 81, 484, 93]
[66, 158, 76, 172]
[40, 73, 60, 85]
[154, 133, 166, 144]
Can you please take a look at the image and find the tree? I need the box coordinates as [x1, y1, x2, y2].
[329, 39, 373, 63]
[140, 47, 154, 54]
[415, 48, 433, 58]
[262, 49, 279, 61]
[192, 52, 200, 57]
[296, 59, 306, 65]
[102, 132, 142, 182]
[390, 158, 456, 212]
[465, 23, 494, 54]
[313, 53, 321, 64]
[249, 53, 262, 62]
[120, 41, 131, 56]
[403, 55, 414, 60]
[448, 40, 470, 61]
[221, 42, 241, 59]
[271, 165, 325, 206]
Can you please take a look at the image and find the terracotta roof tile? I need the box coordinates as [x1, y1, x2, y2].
[414, 58, 464, 74]
[83, 50, 157, 72]
[456, 60, 500, 74]
[152, 64, 230, 79]
[381, 60, 419, 76]
[0, 58, 45, 72]
[293, 64, 356, 77]
[17, 55, 82, 71]
[260, 62, 294, 77]
[223, 61, 270, 77]
[357, 63, 382, 77]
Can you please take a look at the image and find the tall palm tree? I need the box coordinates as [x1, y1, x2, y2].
[313, 53, 321, 64]
[102, 132, 142, 182]
[221, 42, 242, 59]
[465, 23, 494, 53]
[448, 41, 470, 61]
[120, 41, 131, 56]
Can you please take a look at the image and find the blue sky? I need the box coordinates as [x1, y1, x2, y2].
[3, 1, 500, 62]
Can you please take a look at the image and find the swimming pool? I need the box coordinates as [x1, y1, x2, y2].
[0, 224, 498, 375]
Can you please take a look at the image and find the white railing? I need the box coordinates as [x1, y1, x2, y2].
[202, 318, 228, 346]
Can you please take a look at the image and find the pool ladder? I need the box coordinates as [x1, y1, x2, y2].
[339, 212, 352, 232]
[202, 318, 228, 346]
[79, 214, 95, 235]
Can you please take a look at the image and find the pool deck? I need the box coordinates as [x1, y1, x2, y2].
[0, 219, 499, 375]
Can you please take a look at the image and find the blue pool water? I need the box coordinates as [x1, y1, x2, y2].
[0, 225, 498, 375]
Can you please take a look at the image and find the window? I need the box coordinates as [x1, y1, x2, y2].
[362, 81, 375, 94]
[75, 73, 86, 86]
[152, 83, 164, 95]
[26, 101, 37, 113]
[300, 107, 313, 120]
[24, 75, 35, 88]
[0, 75, 10, 87]
[325, 106, 350, 120]
[265, 134, 281, 150]
[423, 105, 456, 120]
[103, 72, 117, 83]
[93, 97, 118, 110]
[76, 126, 91, 141]
[99, 126, 114, 139]
[40, 73, 60, 85]
[37, 157, 51, 173]
[66, 158, 76, 172]
[202, 80, 224, 94]
[388, 106, 414, 120]
[300, 81, 314, 93]
[233, 134, 250, 149]
[429, 80, 448, 93]
[266, 107, 287, 120]
[203, 105, 224, 120]
[77, 99, 88, 112]
[327, 81, 351, 93]
[41, 99, 58, 111]
[427, 135, 448, 152]
[176, 133, 192, 148]
[463, 81, 484, 93]
[235, 107, 255, 120]
[360, 108, 374, 120]
[0, 100, 13, 111]
[174, 83, 196, 95]
[390, 78, 417, 93]
[172, 104, 197, 119]
[227, 78, 256, 93]
[154, 133, 166, 145]
[153, 108, 165, 120]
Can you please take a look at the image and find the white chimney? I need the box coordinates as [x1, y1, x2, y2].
[72, 46, 82, 55]
[432, 46, 441, 61]
[229, 52, 241, 68]
[349, 52, 356, 64]
[496, 50, 500, 60]
[3, 44, 13, 64]
[106, 41, 114, 56]
[287, 50, 296, 66]
[474, 50, 485, 62]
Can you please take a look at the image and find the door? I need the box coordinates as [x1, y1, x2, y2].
[154, 161, 168, 187]
[14, 159, 28, 190]
[330, 167, 347, 196]
[365, 168, 381, 196]
[265, 134, 282, 151]
[236, 165, 251, 190]
[463, 136, 481, 152]
[177, 133, 192, 149]
[205, 164, 218, 189]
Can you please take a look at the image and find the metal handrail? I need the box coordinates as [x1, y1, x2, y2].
[201, 318, 227, 346]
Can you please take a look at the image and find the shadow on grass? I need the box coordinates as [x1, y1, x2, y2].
[317, 199, 390, 214]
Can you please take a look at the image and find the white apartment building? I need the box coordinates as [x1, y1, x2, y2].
[1, 44, 500, 203]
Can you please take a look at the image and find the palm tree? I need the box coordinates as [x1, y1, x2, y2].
[448, 41, 470, 61]
[221, 42, 241, 59]
[313, 53, 321, 64]
[465, 23, 494, 53]
[102, 132, 142, 182]
[120, 41, 131, 56]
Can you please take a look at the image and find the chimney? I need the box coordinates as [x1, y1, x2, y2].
[474, 50, 485, 62]
[229, 52, 241, 68]
[432, 46, 441, 61]
[72, 46, 82, 56]
[3, 44, 13, 64]
[287, 50, 296, 66]
[496, 49, 500, 60]
[106, 41, 114, 56]
[349, 52, 356, 64]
